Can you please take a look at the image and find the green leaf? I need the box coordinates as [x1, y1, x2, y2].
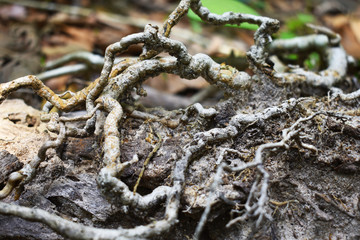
[278, 12, 315, 39]
[286, 13, 315, 32]
[297, 13, 315, 24]
[285, 53, 298, 61]
[187, 0, 259, 30]
[190, 19, 203, 33]
[279, 31, 297, 39]
[304, 52, 320, 71]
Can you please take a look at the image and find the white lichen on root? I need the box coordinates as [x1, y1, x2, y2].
[268, 26, 350, 88]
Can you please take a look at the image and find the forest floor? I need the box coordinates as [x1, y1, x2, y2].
[0, 0, 359, 239]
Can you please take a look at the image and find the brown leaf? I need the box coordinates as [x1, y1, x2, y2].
[349, 18, 360, 44]
[62, 26, 96, 49]
[145, 74, 209, 94]
[323, 15, 360, 58]
[45, 76, 70, 92]
[323, 15, 349, 29]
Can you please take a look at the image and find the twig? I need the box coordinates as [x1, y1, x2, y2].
[133, 131, 162, 194]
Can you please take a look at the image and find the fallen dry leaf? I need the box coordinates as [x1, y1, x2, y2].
[62, 26, 96, 50]
[349, 18, 360, 44]
[323, 14, 360, 58]
[145, 74, 209, 94]
[323, 15, 349, 29]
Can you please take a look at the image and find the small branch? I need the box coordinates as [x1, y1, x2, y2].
[270, 29, 348, 88]
[330, 87, 360, 101]
[133, 131, 162, 194]
[190, 0, 279, 68]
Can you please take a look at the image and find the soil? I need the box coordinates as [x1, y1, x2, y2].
[0, 74, 359, 239]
